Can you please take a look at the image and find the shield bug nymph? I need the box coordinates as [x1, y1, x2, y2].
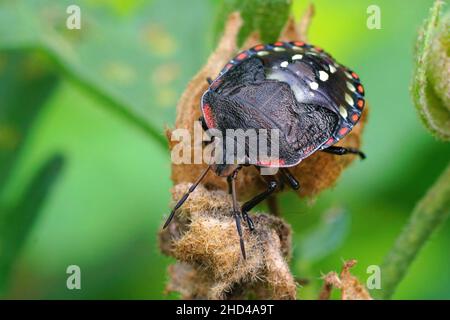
[164, 41, 366, 259]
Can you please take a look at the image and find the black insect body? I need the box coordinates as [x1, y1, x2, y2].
[164, 41, 366, 259]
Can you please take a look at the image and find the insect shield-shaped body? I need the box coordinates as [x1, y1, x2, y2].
[165, 41, 366, 259]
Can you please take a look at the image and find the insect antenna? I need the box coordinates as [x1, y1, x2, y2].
[163, 165, 211, 228]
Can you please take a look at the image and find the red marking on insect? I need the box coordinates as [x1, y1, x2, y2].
[339, 127, 349, 136]
[253, 44, 265, 51]
[357, 84, 364, 94]
[236, 52, 248, 60]
[274, 41, 284, 46]
[202, 103, 216, 128]
[293, 41, 305, 47]
[304, 145, 315, 154]
[210, 79, 222, 90]
[357, 99, 364, 109]
[224, 63, 233, 71]
[314, 46, 323, 52]
[257, 159, 285, 166]
[351, 114, 359, 122]
[325, 137, 335, 146]
[351, 72, 359, 80]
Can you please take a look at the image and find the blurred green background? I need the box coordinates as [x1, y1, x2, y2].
[0, 0, 449, 299]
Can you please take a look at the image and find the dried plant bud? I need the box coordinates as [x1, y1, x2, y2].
[168, 9, 368, 199]
[319, 259, 373, 300]
[411, 0, 450, 141]
[159, 183, 296, 299]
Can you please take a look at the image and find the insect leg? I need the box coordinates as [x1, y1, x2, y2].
[267, 196, 280, 217]
[206, 77, 213, 85]
[279, 168, 300, 190]
[230, 169, 246, 259]
[163, 166, 211, 228]
[227, 176, 233, 194]
[322, 146, 366, 159]
[241, 175, 278, 230]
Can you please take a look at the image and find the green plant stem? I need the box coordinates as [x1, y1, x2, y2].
[374, 164, 450, 299]
[214, 0, 292, 45]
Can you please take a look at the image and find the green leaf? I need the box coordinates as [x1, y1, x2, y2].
[295, 208, 350, 263]
[0, 0, 216, 146]
[214, 0, 292, 45]
[0, 154, 64, 296]
[0, 50, 60, 195]
[411, 0, 450, 141]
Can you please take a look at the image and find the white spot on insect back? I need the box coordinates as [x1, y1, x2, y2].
[267, 69, 310, 103]
[306, 51, 319, 57]
[339, 105, 348, 118]
[346, 81, 356, 92]
[273, 47, 286, 52]
[267, 72, 283, 82]
[292, 54, 303, 60]
[257, 51, 269, 56]
[280, 61, 289, 68]
[319, 71, 329, 81]
[293, 85, 307, 100]
[345, 71, 353, 79]
[329, 64, 337, 73]
[345, 93, 354, 106]
[310, 82, 319, 90]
